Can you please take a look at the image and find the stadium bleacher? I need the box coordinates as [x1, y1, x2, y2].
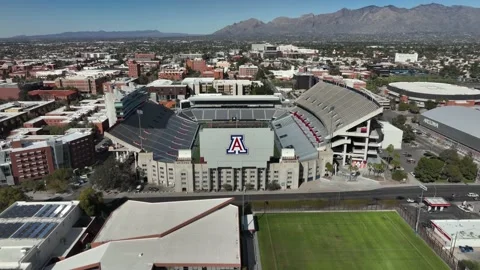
[108, 102, 198, 162]
[180, 108, 289, 121]
[272, 115, 318, 161]
[295, 81, 381, 135]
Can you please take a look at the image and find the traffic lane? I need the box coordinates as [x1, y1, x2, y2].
[103, 185, 480, 204]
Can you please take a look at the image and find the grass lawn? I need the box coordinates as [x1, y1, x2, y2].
[257, 211, 449, 270]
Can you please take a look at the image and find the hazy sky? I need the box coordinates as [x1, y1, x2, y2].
[1, 0, 479, 37]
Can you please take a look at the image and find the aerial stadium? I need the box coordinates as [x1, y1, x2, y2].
[387, 82, 480, 105]
[105, 80, 387, 192]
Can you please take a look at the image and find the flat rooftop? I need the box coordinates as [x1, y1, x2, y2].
[48, 198, 241, 270]
[431, 219, 480, 240]
[390, 82, 480, 96]
[422, 106, 480, 139]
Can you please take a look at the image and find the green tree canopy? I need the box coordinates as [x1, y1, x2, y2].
[424, 100, 438, 110]
[398, 102, 410, 111]
[459, 155, 478, 181]
[44, 168, 73, 193]
[444, 164, 464, 183]
[78, 187, 104, 216]
[0, 187, 28, 212]
[414, 157, 445, 183]
[90, 156, 137, 191]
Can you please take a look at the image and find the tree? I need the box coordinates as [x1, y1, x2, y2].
[20, 179, 45, 192]
[207, 86, 217, 93]
[398, 102, 410, 111]
[439, 148, 460, 165]
[392, 115, 406, 128]
[385, 144, 395, 163]
[325, 162, 334, 175]
[255, 69, 266, 80]
[389, 99, 396, 110]
[137, 75, 149, 85]
[402, 125, 416, 143]
[372, 163, 385, 176]
[0, 187, 28, 212]
[411, 115, 418, 124]
[78, 187, 104, 216]
[425, 100, 438, 110]
[222, 184, 233, 191]
[459, 260, 480, 270]
[267, 181, 281, 191]
[408, 102, 420, 114]
[444, 164, 464, 183]
[44, 168, 73, 193]
[90, 156, 137, 191]
[459, 155, 478, 181]
[414, 157, 444, 182]
[391, 152, 402, 170]
[392, 170, 407, 181]
[244, 183, 255, 191]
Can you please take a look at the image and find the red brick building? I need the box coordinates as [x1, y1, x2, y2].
[186, 58, 207, 73]
[128, 61, 141, 78]
[0, 83, 21, 100]
[134, 53, 156, 60]
[10, 144, 55, 184]
[201, 68, 224, 79]
[239, 64, 258, 78]
[55, 77, 106, 95]
[158, 67, 186, 81]
[28, 90, 79, 101]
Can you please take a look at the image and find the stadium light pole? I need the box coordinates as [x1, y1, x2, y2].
[137, 109, 143, 150]
[415, 183, 428, 234]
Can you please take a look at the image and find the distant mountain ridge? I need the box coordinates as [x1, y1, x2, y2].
[3, 30, 192, 40]
[213, 3, 480, 37]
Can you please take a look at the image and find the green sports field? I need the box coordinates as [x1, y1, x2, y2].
[257, 212, 449, 270]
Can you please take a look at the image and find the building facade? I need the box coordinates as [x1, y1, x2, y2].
[238, 64, 258, 79]
[128, 61, 141, 78]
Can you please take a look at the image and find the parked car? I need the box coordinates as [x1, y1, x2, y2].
[467, 193, 479, 198]
[148, 187, 160, 192]
[406, 198, 415, 203]
[135, 185, 143, 192]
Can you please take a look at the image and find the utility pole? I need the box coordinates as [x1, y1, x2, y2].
[415, 183, 428, 233]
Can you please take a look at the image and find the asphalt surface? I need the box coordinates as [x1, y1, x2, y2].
[104, 185, 480, 205]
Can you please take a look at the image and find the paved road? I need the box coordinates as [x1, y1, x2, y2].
[104, 185, 480, 205]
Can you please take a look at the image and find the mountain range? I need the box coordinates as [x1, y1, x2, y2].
[213, 3, 480, 37]
[3, 4, 480, 40]
[3, 30, 192, 40]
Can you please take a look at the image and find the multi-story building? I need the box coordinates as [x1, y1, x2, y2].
[295, 73, 318, 90]
[186, 58, 207, 73]
[102, 77, 138, 93]
[181, 77, 215, 95]
[238, 64, 258, 79]
[55, 76, 106, 95]
[128, 61, 141, 78]
[46, 198, 241, 270]
[104, 84, 149, 126]
[158, 65, 186, 81]
[212, 80, 259, 96]
[0, 201, 86, 270]
[134, 53, 156, 61]
[28, 90, 79, 101]
[0, 82, 21, 100]
[201, 68, 224, 79]
[8, 128, 95, 184]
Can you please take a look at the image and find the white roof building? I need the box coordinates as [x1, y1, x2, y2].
[47, 198, 241, 270]
[0, 201, 81, 270]
[431, 219, 480, 249]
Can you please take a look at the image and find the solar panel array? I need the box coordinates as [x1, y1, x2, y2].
[0, 205, 43, 218]
[35, 204, 70, 218]
[0, 223, 23, 238]
[10, 222, 57, 239]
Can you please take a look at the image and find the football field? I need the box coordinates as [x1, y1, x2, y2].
[257, 211, 449, 270]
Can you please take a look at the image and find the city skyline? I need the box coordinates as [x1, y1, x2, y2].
[1, 0, 480, 37]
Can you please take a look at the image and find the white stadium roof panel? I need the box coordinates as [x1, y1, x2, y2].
[389, 82, 480, 96]
[422, 106, 480, 139]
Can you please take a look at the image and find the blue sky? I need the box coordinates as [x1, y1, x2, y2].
[1, 0, 479, 37]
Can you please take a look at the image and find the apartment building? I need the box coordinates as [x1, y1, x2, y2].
[128, 61, 141, 78]
[55, 76, 106, 95]
[212, 80, 256, 96]
[8, 129, 95, 184]
[186, 58, 207, 73]
[158, 66, 186, 81]
[238, 64, 258, 79]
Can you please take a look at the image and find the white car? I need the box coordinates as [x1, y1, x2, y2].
[406, 198, 415, 203]
[467, 193, 479, 198]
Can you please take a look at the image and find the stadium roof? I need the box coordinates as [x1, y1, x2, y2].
[389, 82, 480, 96]
[106, 102, 198, 162]
[295, 81, 382, 135]
[422, 106, 480, 139]
[187, 95, 281, 102]
[47, 198, 240, 270]
[180, 108, 288, 121]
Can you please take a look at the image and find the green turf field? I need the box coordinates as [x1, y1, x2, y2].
[257, 211, 449, 270]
